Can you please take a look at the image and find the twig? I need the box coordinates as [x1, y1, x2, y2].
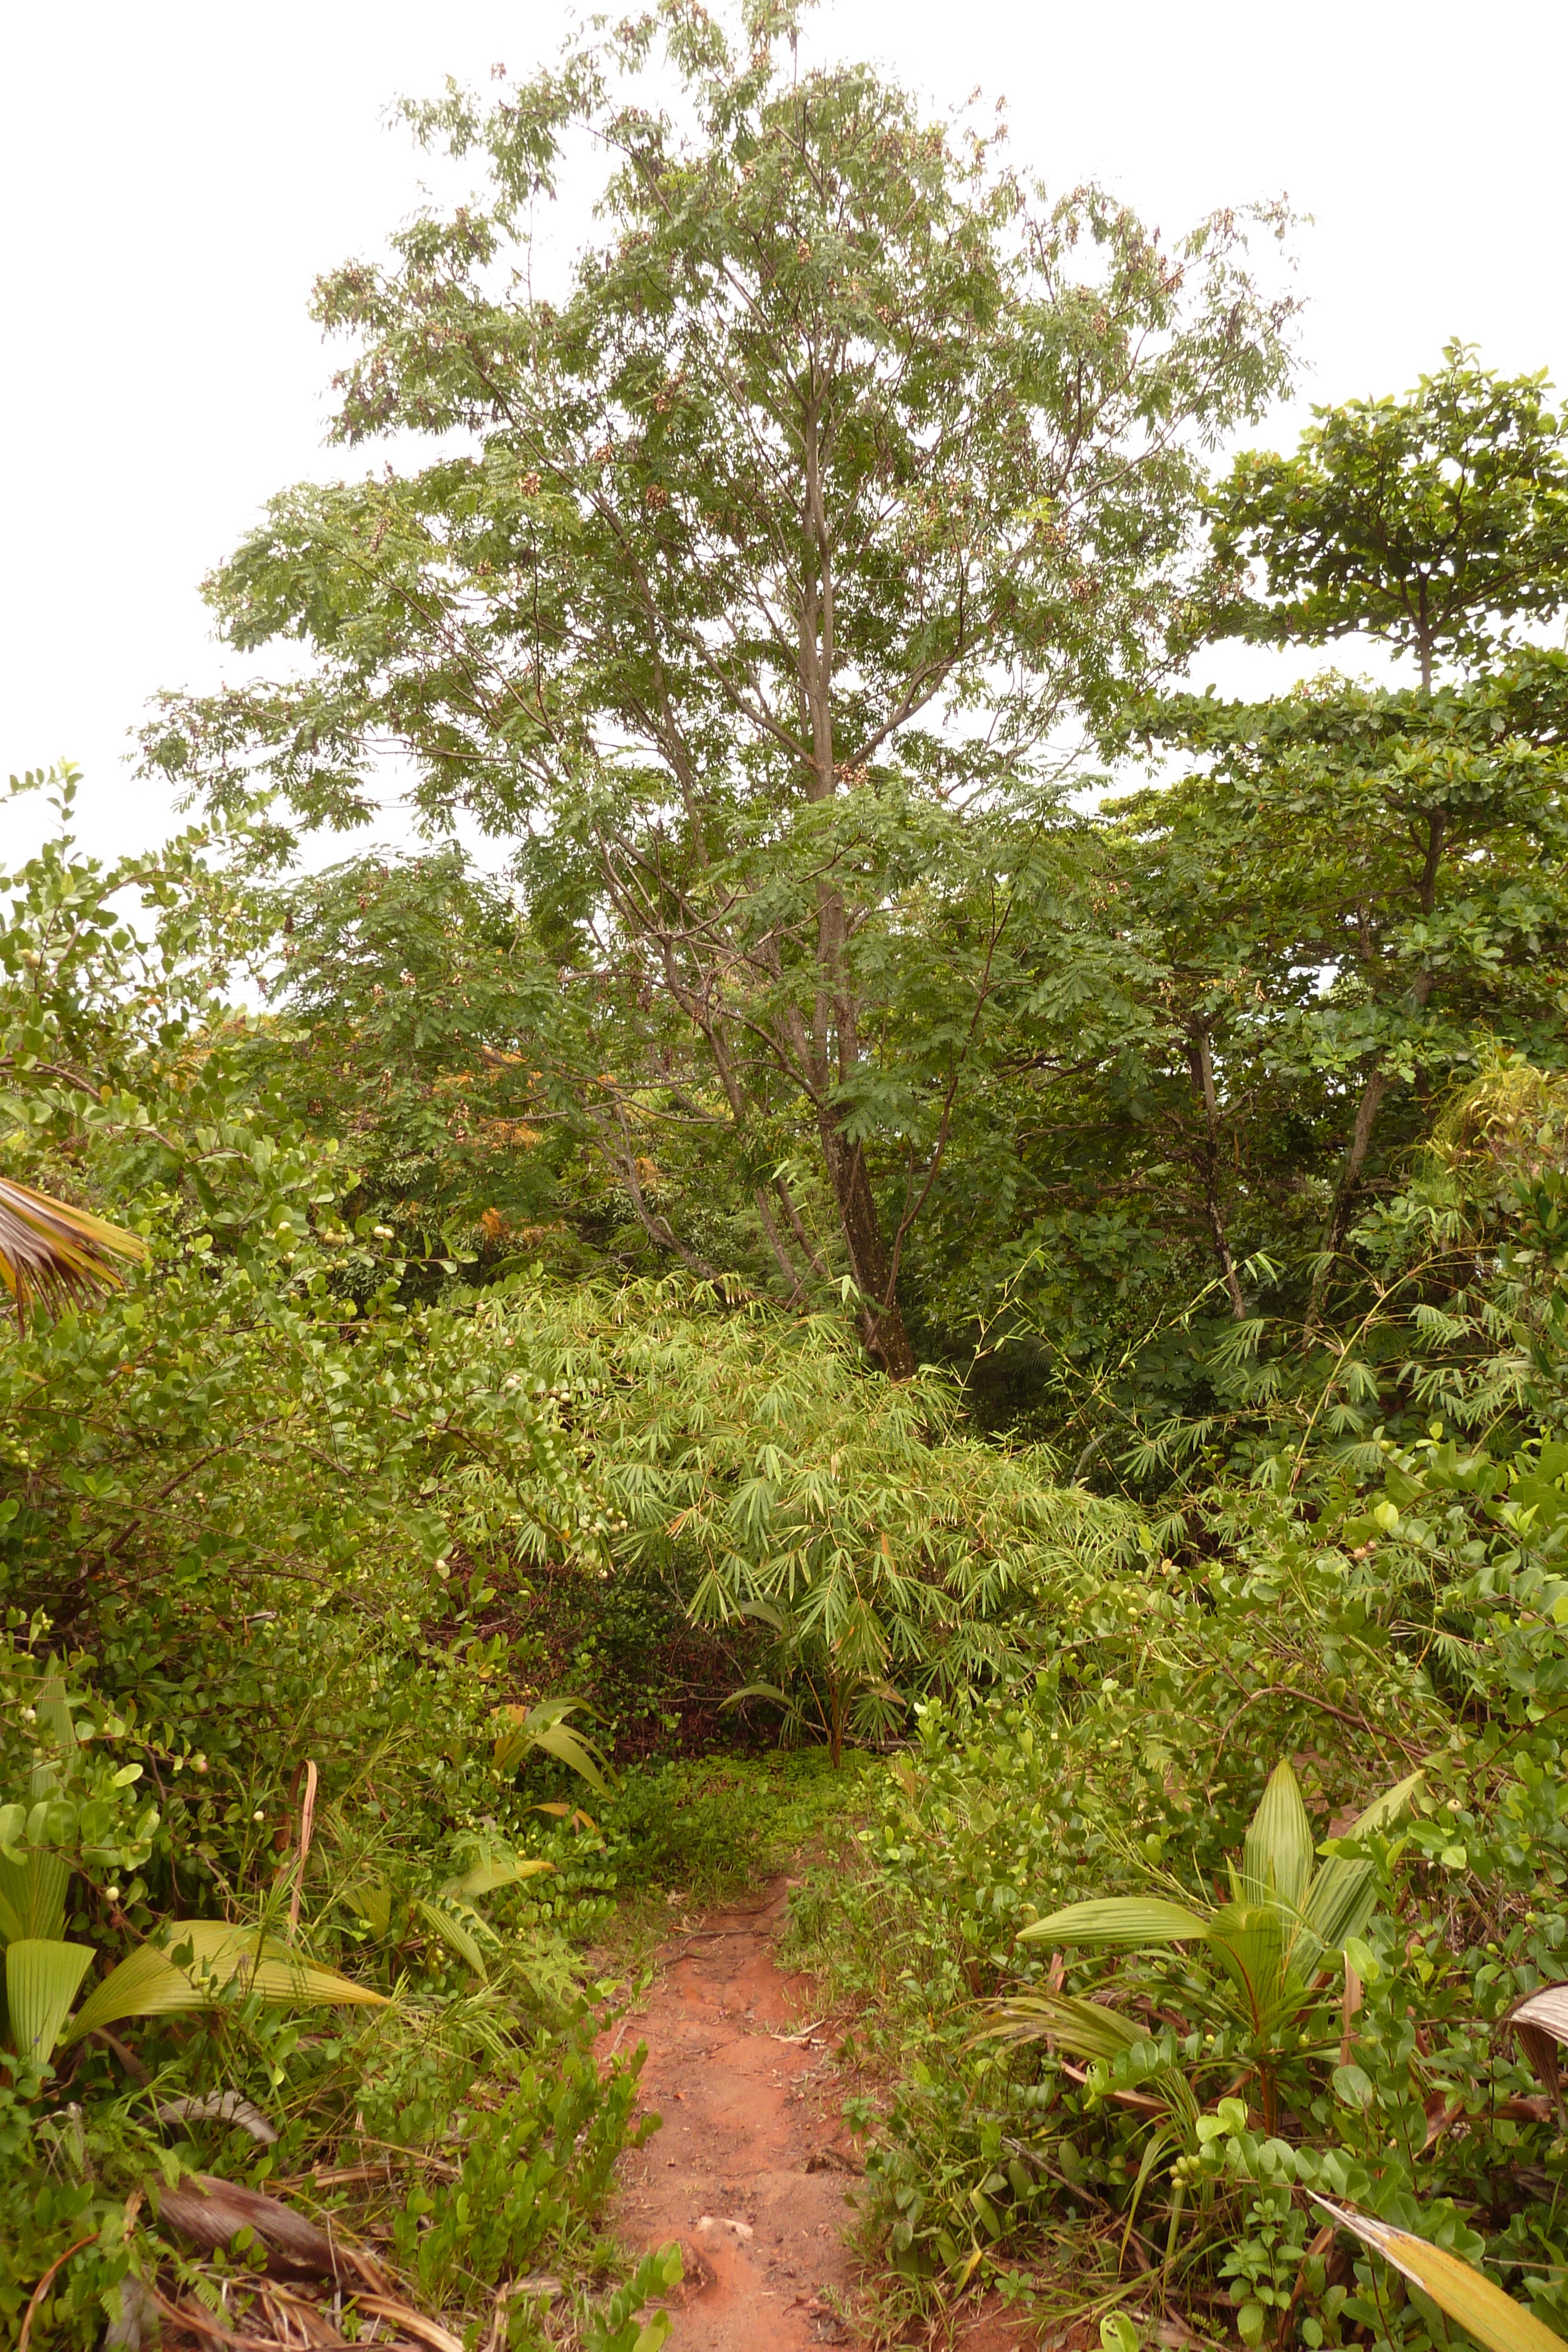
[1209, 1682, 1427, 1773]
[18, 2239, 96, 2352]
[150, 2288, 289, 2350]
[289, 1759, 319, 1935]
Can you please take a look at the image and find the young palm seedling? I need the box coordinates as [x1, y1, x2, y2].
[991, 1761, 1422, 2138]
[1, 1678, 381, 2071]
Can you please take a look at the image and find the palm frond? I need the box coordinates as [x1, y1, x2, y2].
[0, 1178, 145, 1329]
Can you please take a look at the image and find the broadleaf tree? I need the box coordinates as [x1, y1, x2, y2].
[145, 0, 1296, 1375]
[1205, 340, 1568, 691]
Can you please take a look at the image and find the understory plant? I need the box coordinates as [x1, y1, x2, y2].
[792, 1466, 1568, 2347]
[999, 1759, 1423, 2136]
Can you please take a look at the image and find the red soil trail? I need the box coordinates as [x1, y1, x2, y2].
[600, 1875, 863, 2347]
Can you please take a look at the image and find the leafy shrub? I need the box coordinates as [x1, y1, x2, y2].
[387, 2025, 655, 2304]
[793, 1471, 1568, 2343]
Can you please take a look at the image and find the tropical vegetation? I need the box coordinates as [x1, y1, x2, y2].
[9, 6, 1568, 2349]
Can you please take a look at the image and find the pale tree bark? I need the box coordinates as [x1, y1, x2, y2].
[1185, 1026, 1248, 1320]
[793, 386, 921, 1378]
[1313, 809, 1444, 1305]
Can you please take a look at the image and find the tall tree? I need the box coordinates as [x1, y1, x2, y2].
[1189, 350, 1568, 1281]
[147, 0, 1294, 1374]
[1138, 662, 1568, 1280]
[1206, 342, 1568, 692]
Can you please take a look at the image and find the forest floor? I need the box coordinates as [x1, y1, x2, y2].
[598, 1873, 1036, 2352]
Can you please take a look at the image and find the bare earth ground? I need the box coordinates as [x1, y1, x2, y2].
[598, 1875, 1035, 2352]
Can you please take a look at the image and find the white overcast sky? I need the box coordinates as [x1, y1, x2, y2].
[3, 0, 1564, 867]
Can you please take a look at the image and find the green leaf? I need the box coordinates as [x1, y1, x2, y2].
[1302, 1769, 1423, 1953]
[1242, 1758, 1313, 1909]
[342, 1878, 394, 1936]
[442, 1853, 554, 1900]
[5, 1937, 93, 2062]
[65, 1920, 385, 2043]
[34, 1671, 79, 1756]
[493, 1696, 616, 1794]
[980, 1990, 1151, 2061]
[521, 1720, 614, 1797]
[718, 1683, 789, 1710]
[1019, 1898, 1211, 1949]
[0, 1845, 71, 1945]
[413, 1896, 489, 1977]
[1206, 1904, 1303, 2036]
[1313, 2197, 1565, 2352]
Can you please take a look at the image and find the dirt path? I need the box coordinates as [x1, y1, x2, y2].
[601, 1875, 863, 2347]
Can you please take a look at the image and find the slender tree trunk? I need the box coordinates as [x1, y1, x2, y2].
[818, 1112, 918, 1378]
[1318, 1065, 1390, 1272]
[793, 389, 918, 1379]
[1312, 810, 1445, 1318]
[753, 1186, 808, 1304]
[1185, 1028, 1247, 1319]
[605, 1100, 724, 1282]
[1315, 814, 1443, 1299]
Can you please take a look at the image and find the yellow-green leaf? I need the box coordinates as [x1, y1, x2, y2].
[6, 1938, 93, 2062]
[443, 1854, 554, 1900]
[413, 1896, 488, 1976]
[65, 1920, 385, 2044]
[1313, 2197, 1564, 2352]
[1019, 1897, 1211, 1947]
[0, 1846, 71, 1946]
[1302, 1769, 1423, 1953]
[1242, 1759, 1313, 1909]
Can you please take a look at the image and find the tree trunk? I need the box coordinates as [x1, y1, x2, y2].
[1319, 1065, 1390, 1272]
[1185, 1028, 1247, 1319]
[1317, 963, 1438, 1297]
[819, 1113, 918, 1378]
[1313, 813, 1444, 1316]
[794, 394, 918, 1378]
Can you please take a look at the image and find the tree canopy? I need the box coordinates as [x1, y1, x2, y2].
[148, 2, 1294, 1372]
[1206, 342, 1568, 688]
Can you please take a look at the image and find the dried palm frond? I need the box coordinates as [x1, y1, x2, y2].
[0, 1177, 146, 1329]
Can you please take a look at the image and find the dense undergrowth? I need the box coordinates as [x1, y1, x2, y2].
[785, 1410, 1568, 2343]
[12, 769, 1568, 2352]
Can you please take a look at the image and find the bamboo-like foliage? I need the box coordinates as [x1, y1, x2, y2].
[0, 1175, 145, 1329]
[468, 1278, 1139, 1760]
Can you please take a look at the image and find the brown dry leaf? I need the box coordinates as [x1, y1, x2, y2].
[0, 1176, 145, 1328]
[1507, 1983, 1568, 2110]
[155, 2176, 341, 2281]
[151, 2288, 286, 2350]
[257, 2283, 350, 2348]
[352, 2296, 464, 2352]
[1314, 2196, 1565, 2352]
